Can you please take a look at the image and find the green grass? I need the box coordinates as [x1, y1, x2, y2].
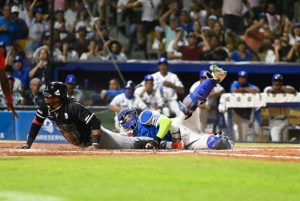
[0, 156, 300, 201]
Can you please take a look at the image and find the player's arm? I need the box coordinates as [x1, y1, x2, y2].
[0, 68, 18, 118]
[72, 102, 102, 148]
[18, 106, 47, 149]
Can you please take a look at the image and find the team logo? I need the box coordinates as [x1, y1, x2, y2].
[54, 90, 60, 96]
[64, 113, 69, 119]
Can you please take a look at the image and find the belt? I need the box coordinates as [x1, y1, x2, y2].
[270, 116, 287, 120]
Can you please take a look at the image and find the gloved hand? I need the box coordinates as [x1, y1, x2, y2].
[145, 140, 160, 149]
[17, 143, 31, 149]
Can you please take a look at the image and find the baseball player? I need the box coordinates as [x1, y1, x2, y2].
[263, 74, 297, 142]
[109, 80, 147, 131]
[134, 74, 164, 112]
[118, 65, 232, 150]
[0, 42, 18, 118]
[189, 70, 225, 132]
[151, 57, 185, 117]
[18, 82, 153, 149]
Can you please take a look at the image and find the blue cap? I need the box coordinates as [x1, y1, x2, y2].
[158, 57, 168, 65]
[125, 80, 135, 89]
[238, 71, 248, 78]
[199, 70, 208, 78]
[65, 74, 76, 85]
[144, 74, 154, 81]
[14, 55, 23, 63]
[272, 73, 283, 82]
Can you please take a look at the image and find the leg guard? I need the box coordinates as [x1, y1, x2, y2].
[179, 79, 217, 119]
[207, 131, 233, 150]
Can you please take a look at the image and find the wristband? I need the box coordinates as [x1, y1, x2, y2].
[5, 94, 13, 105]
[91, 135, 101, 146]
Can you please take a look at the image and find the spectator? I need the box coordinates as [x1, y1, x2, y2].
[0, 5, 15, 47]
[11, 55, 30, 89]
[18, 0, 32, 27]
[178, 10, 193, 33]
[173, 31, 204, 61]
[29, 47, 52, 88]
[189, 70, 225, 132]
[192, 20, 203, 44]
[264, 2, 281, 34]
[289, 22, 300, 46]
[23, 78, 44, 106]
[120, 0, 162, 59]
[286, 38, 300, 63]
[263, 74, 297, 142]
[274, 32, 292, 62]
[213, 20, 226, 46]
[202, 34, 229, 61]
[101, 40, 127, 61]
[294, 0, 300, 23]
[231, 41, 253, 61]
[134, 74, 164, 112]
[75, 8, 91, 34]
[62, 39, 79, 62]
[150, 26, 165, 58]
[74, 26, 89, 58]
[150, 57, 184, 117]
[167, 27, 187, 60]
[0, 74, 23, 106]
[207, 15, 218, 30]
[28, 5, 47, 52]
[243, 14, 272, 54]
[64, 74, 84, 103]
[93, 24, 112, 52]
[99, 78, 124, 104]
[64, 0, 80, 33]
[230, 71, 260, 141]
[92, 0, 105, 19]
[117, 0, 142, 57]
[222, 0, 250, 35]
[189, 1, 207, 26]
[54, 8, 66, 33]
[80, 40, 101, 60]
[109, 80, 147, 131]
[10, 5, 28, 48]
[158, 2, 179, 50]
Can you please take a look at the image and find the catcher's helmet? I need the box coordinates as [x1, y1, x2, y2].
[118, 108, 138, 130]
[43, 82, 67, 99]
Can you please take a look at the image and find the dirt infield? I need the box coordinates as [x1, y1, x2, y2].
[1, 141, 300, 162]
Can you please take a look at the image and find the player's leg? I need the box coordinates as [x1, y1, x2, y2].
[177, 123, 232, 150]
[99, 126, 152, 149]
[179, 65, 227, 120]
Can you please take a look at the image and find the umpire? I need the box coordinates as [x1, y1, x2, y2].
[18, 82, 102, 149]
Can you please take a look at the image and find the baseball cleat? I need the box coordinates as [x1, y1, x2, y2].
[208, 64, 227, 83]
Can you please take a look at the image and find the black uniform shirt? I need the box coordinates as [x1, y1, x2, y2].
[36, 98, 95, 145]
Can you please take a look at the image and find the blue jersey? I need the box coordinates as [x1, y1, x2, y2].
[133, 110, 172, 141]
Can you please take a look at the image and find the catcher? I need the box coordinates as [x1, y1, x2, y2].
[118, 65, 233, 150]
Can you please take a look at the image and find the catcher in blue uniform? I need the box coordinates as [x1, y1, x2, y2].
[118, 65, 233, 150]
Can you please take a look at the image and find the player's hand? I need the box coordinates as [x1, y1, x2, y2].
[145, 140, 159, 149]
[163, 81, 175, 88]
[16, 143, 31, 149]
[6, 103, 19, 118]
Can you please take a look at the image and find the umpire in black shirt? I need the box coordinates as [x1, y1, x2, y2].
[18, 82, 102, 149]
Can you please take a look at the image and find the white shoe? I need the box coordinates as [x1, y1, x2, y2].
[209, 64, 227, 83]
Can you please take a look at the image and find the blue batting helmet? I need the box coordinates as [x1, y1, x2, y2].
[117, 108, 138, 130]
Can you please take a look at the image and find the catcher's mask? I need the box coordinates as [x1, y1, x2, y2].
[118, 108, 138, 130]
[43, 81, 67, 100]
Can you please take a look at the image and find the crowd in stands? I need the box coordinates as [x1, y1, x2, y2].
[0, 1, 300, 142]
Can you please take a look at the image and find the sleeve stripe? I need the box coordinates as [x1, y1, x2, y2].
[36, 113, 46, 119]
[86, 113, 95, 124]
